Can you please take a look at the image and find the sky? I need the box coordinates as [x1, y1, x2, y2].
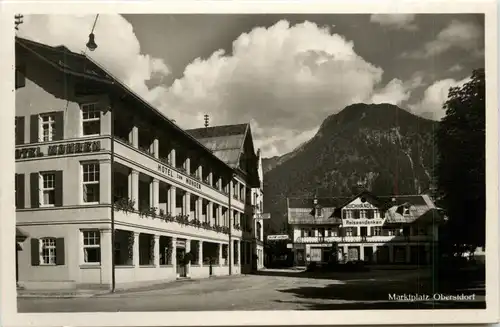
[17, 13, 484, 157]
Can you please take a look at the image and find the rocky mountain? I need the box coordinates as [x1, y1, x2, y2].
[262, 103, 439, 233]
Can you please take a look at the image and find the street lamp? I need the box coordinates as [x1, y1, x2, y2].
[86, 33, 97, 51]
[86, 14, 99, 52]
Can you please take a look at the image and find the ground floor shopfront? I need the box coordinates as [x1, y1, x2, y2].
[293, 242, 436, 266]
[16, 217, 253, 290]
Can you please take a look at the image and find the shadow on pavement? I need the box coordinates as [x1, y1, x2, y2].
[275, 266, 486, 310]
[255, 267, 430, 281]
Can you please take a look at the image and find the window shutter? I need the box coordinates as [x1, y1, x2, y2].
[54, 170, 63, 207]
[54, 111, 64, 141]
[15, 116, 25, 145]
[15, 66, 26, 89]
[30, 114, 39, 143]
[31, 238, 40, 266]
[15, 173, 25, 209]
[55, 238, 65, 265]
[353, 228, 358, 237]
[301, 229, 304, 237]
[30, 172, 39, 208]
[340, 227, 345, 237]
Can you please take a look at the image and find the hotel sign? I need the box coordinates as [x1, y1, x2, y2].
[16, 141, 101, 159]
[157, 164, 202, 191]
[343, 219, 384, 226]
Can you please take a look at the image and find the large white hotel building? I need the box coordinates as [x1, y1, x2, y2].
[287, 191, 445, 266]
[14, 37, 265, 290]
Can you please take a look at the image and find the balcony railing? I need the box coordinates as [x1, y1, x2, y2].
[295, 234, 433, 244]
[114, 197, 230, 234]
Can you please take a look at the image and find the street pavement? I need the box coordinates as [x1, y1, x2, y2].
[17, 268, 485, 312]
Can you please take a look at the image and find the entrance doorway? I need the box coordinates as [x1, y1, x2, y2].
[364, 247, 373, 263]
[176, 247, 187, 277]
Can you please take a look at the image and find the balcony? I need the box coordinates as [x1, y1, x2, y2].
[294, 234, 434, 244]
[113, 139, 229, 204]
[113, 200, 230, 241]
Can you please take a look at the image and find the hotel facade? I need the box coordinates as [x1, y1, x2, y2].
[287, 191, 445, 266]
[14, 37, 265, 290]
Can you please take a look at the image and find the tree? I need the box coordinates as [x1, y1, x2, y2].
[435, 68, 485, 254]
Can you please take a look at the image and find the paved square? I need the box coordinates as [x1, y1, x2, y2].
[17, 268, 485, 312]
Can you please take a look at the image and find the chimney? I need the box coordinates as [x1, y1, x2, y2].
[204, 114, 209, 128]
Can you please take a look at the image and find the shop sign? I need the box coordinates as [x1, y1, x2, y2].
[16, 140, 101, 159]
[345, 203, 376, 209]
[267, 234, 289, 241]
[343, 219, 384, 226]
[157, 164, 202, 190]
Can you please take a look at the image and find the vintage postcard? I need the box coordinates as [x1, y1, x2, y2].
[0, 0, 498, 326]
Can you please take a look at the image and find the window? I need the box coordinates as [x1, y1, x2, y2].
[82, 230, 101, 263]
[40, 238, 57, 265]
[40, 173, 55, 206]
[366, 210, 374, 219]
[403, 207, 410, 215]
[331, 228, 339, 237]
[318, 228, 325, 237]
[40, 114, 56, 142]
[82, 103, 101, 136]
[307, 229, 314, 237]
[352, 210, 360, 219]
[343, 210, 352, 219]
[82, 163, 100, 203]
[372, 227, 382, 236]
[345, 227, 354, 237]
[360, 210, 366, 219]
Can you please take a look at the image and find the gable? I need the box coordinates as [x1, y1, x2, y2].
[343, 196, 380, 210]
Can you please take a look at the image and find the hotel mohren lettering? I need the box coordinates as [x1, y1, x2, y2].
[14, 37, 266, 290]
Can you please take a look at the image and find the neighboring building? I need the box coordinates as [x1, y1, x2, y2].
[185, 126, 265, 272]
[287, 191, 445, 266]
[14, 36, 263, 290]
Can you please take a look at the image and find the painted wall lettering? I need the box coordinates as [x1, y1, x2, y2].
[15, 147, 43, 159]
[16, 141, 101, 160]
[345, 203, 375, 209]
[157, 164, 202, 190]
[343, 219, 384, 225]
[47, 141, 101, 156]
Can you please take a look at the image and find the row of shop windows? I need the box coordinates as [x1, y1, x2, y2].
[300, 226, 428, 237]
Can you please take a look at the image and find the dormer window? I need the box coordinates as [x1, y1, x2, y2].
[403, 206, 410, 215]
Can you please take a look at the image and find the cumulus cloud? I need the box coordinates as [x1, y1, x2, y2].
[408, 77, 470, 120]
[160, 20, 416, 156]
[401, 20, 483, 59]
[448, 64, 464, 72]
[19, 16, 421, 157]
[369, 73, 424, 105]
[370, 14, 417, 30]
[17, 14, 170, 102]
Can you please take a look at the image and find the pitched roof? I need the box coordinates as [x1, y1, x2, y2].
[16, 37, 114, 83]
[186, 124, 249, 168]
[15, 36, 240, 176]
[287, 192, 442, 225]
